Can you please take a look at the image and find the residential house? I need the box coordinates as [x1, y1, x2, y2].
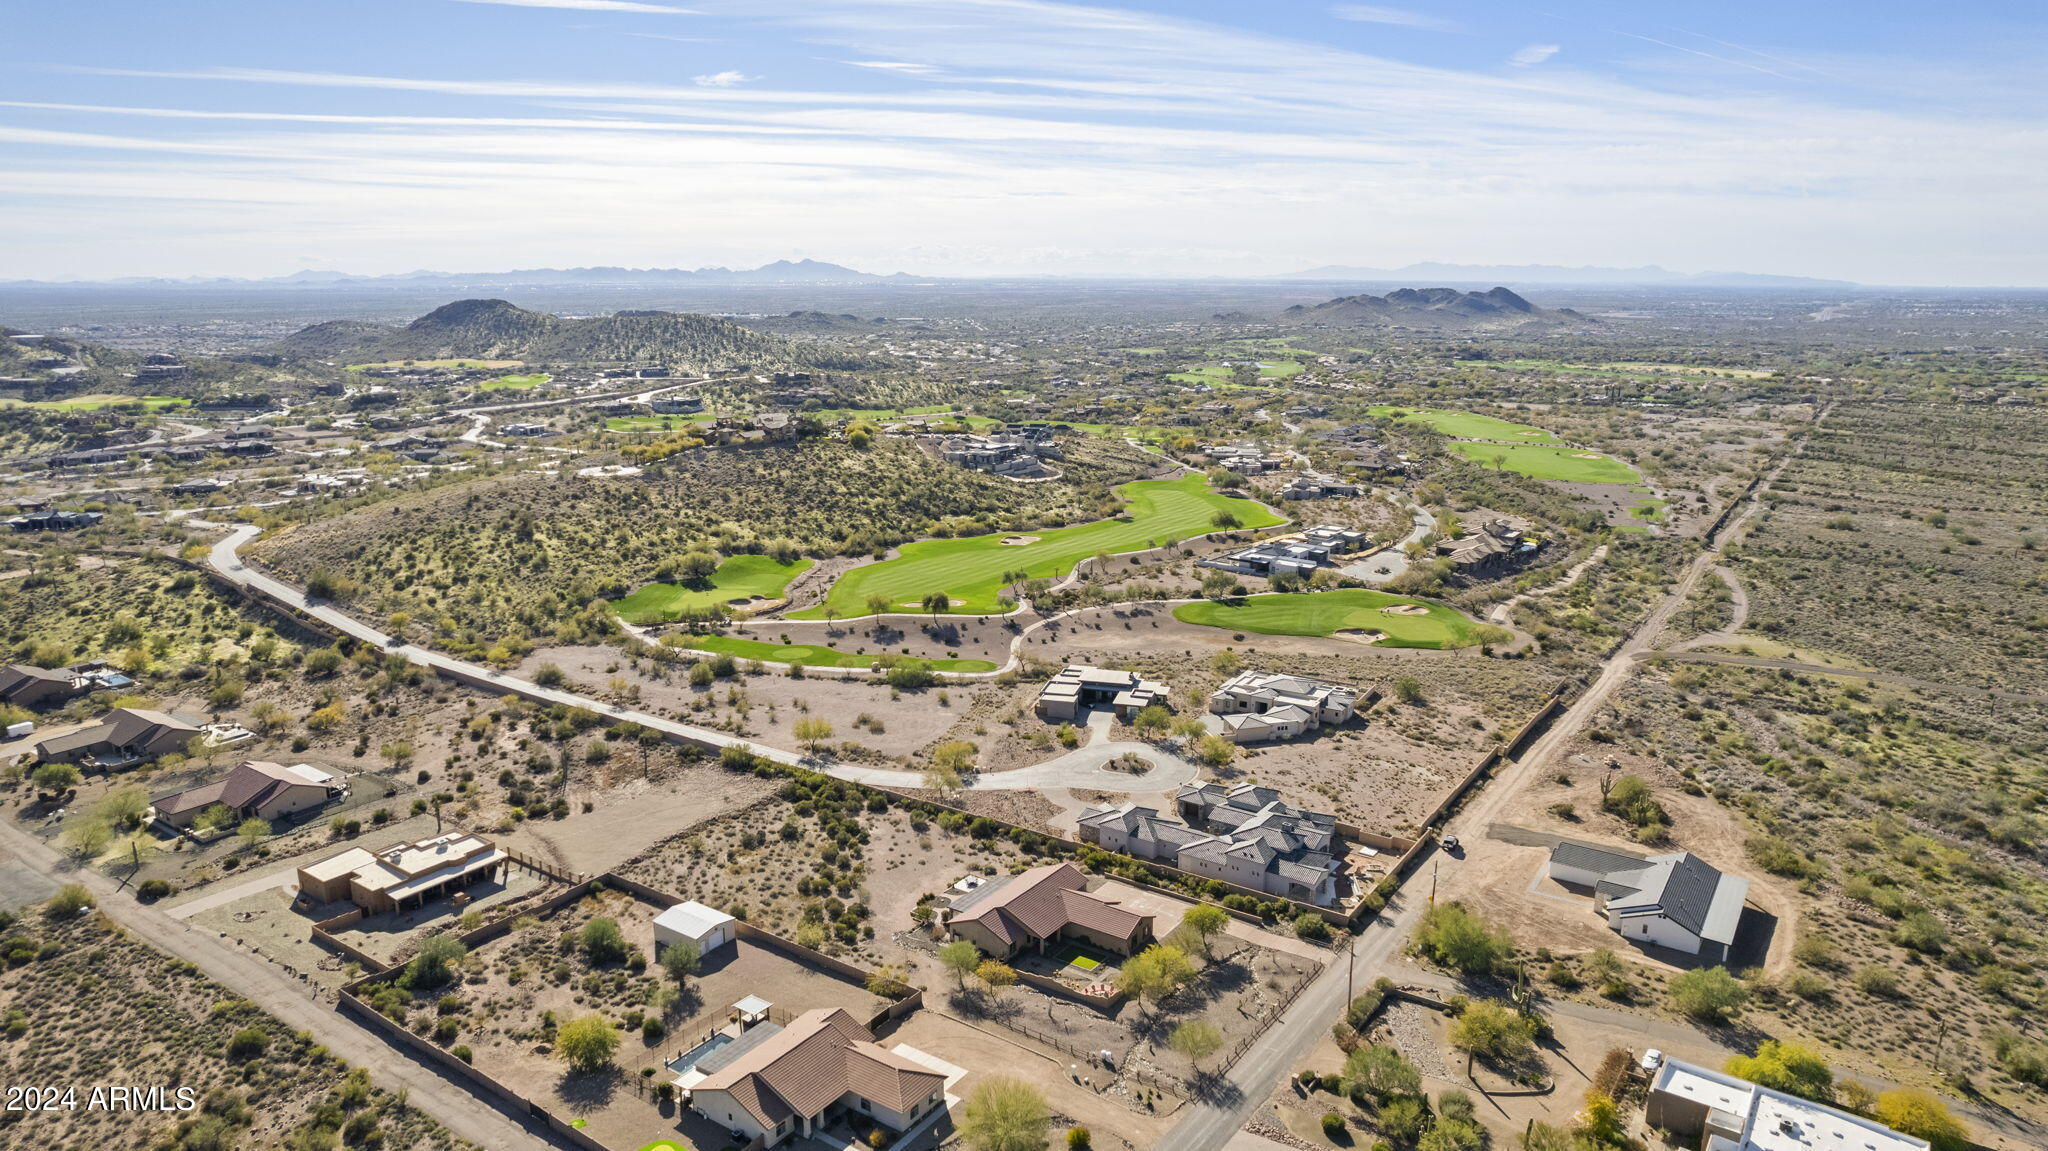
[1547, 843, 1749, 962]
[686, 1007, 946, 1148]
[1645, 1058, 1928, 1151]
[942, 861, 1154, 959]
[654, 901, 736, 957]
[651, 395, 704, 414]
[6, 510, 103, 532]
[0, 664, 90, 709]
[499, 422, 553, 437]
[151, 760, 345, 830]
[1207, 671, 1357, 742]
[1436, 518, 1541, 576]
[1034, 665, 1168, 722]
[295, 831, 506, 913]
[1201, 525, 1368, 581]
[34, 708, 203, 769]
[1078, 785, 1347, 906]
[1279, 473, 1360, 500]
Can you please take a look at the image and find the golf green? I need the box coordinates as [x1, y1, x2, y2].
[1369, 406, 1556, 443]
[478, 372, 550, 391]
[676, 635, 996, 673]
[793, 473, 1283, 618]
[612, 555, 813, 623]
[1174, 590, 1485, 649]
[1448, 441, 1639, 484]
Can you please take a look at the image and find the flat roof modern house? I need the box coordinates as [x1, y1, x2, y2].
[1034, 665, 1168, 722]
[296, 831, 506, 914]
[1208, 670, 1358, 742]
[1646, 1058, 1929, 1151]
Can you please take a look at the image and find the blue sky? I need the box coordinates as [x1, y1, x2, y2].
[2, 0, 2043, 283]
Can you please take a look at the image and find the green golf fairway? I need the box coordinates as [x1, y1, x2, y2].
[2, 394, 189, 412]
[1448, 441, 1639, 484]
[478, 372, 550, 390]
[1369, 406, 1557, 442]
[676, 635, 996, 673]
[1175, 590, 1484, 649]
[612, 555, 813, 622]
[794, 473, 1283, 618]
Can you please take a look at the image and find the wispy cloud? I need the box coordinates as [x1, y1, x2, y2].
[692, 69, 753, 87]
[1329, 4, 1457, 33]
[1610, 29, 1802, 82]
[451, 0, 697, 12]
[1508, 43, 1560, 68]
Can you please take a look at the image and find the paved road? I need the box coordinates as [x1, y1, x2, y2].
[0, 818, 559, 1150]
[203, 524, 1199, 796]
[1166, 444, 1804, 1151]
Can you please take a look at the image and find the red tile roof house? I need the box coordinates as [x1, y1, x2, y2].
[940, 861, 1154, 960]
[151, 760, 345, 831]
[687, 1008, 946, 1148]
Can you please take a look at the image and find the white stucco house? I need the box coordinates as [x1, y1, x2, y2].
[1548, 842, 1750, 963]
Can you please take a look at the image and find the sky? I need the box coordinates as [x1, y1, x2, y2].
[1, 0, 2044, 285]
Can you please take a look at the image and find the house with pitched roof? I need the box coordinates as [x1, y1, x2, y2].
[1548, 842, 1750, 962]
[686, 1007, 947, 1147]
[151, 760, 345, 830]
[0, 664, 89, 709]
[1078, 786, 1346, 906]
[1208, 670, 1358, 743]
[33, 707, 202, 770]
[941, 862, 1154, 960]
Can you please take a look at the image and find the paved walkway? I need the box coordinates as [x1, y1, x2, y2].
[0, 819, 560, 1150]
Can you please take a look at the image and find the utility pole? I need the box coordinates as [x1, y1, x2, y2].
[1429, 858, 1438, 905]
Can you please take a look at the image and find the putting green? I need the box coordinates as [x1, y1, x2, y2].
[1369, 406, 1556, 443]
[1449, 441, 1639, 484]
[1174, 590, 1485, 649]
[794, 473, 1282, 618]
[612, 555, 813, 623]
[676, 635, 996, 673]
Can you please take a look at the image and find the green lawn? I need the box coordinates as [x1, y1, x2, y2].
[1174, 590, 1485, 649]
[812, 405, 952, 420]
[1369, 406, 1556, 443]
[675, 635, 996, 673]
[605, 413, 716, 433]
[1, 393, 190, 412]
[1168, 361, 1298, 385]
[793, 473, 1283, 618]
[478, 373, 551, 391]
[1448, 441, 1640, 484]
[611, 555, 814, 622]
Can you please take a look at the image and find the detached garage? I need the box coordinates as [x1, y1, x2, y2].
[654, 900, 735, 957]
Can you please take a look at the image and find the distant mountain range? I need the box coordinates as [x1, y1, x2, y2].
[1269, 287, 1591, 330]
[270, 298, 833, 368]
[4, 259, 915, 290]
[1276, 262, 1856, 289]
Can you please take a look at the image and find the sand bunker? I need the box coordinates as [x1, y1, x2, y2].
[1000, 535, 1040, 546]
[1570, 452, 1603, 459]
[1334, 628, 1387, 645]
[1381, 604, 1431, 616]
[1517, 430, 1543, 437]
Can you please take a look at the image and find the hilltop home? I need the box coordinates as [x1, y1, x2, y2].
[1548, 843, 1750, 962]
[1079, 784, 1346, 905]
[1200, 524, 1369, 581]
[1208, 671, 1358, 742]
[942, 861, 1154, 960]
[296, 831, 506, 914]
[1646, 1058, 1928, 1151]
[151, 760, 345, 831]
[1034, 665, 1168, 722]
[34, 708, 202, 770]
[687, 1007, 946, 1148]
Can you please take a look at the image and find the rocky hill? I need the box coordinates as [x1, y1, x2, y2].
[1274, 286, 1591, 329]
[268, 298, 835, 367]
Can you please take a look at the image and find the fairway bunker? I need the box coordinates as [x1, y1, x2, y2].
[1571, 452, 1603, 459]
[1000, 535, 1040, 545]
[1381, 604, 1431, 616]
